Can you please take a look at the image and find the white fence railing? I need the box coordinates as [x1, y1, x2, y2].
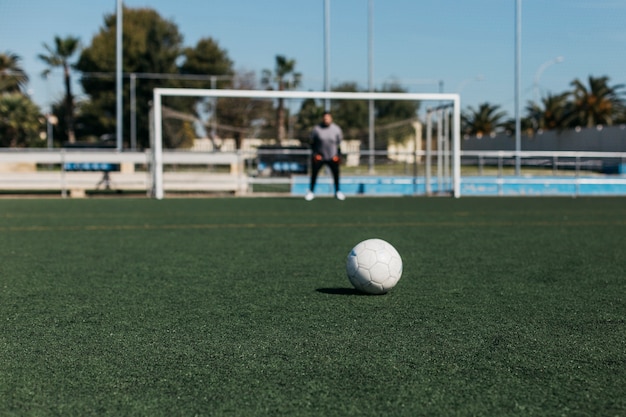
[0, 149, 625, 197]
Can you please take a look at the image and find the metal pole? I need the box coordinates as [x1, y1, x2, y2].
[368, 0, 375, 174]
[116, 0, 123, 151]
[130, 72, 136, 150]
[46, 115, 54, 149]
[211, 76, 217, 140]
[324, 0, 330, 110]
[514, 0, 522, 175]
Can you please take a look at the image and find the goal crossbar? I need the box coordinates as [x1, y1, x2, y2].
[152, 88, 461, 199]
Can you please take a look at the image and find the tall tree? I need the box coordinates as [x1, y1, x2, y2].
[569, 75, 624, 127]
[76, 7, 184, 148]
[178, 37, 234, 144]
[0, 52, 29, 94]
[261, 55, 301, 143]
[180, 38, 233, 87]
[375, 82, 420, 147]
[462, 103, 507, 137]
[329, 82, 369, 142]
[295, 98, 325, 140]
[213, 71, 273, 149]
[326, 82, 421, 147]
[38, 36, 81, 143]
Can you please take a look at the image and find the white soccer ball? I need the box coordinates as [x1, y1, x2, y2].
[346, 238, 403, 295]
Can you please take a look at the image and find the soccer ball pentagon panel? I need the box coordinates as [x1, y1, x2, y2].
[346, 239, 403, 294]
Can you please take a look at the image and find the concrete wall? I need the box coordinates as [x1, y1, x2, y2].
[462, 125, 626, 151]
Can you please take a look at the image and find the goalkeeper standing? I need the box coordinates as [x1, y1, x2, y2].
[305, 111, 345, 201]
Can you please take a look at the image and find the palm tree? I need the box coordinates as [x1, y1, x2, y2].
[526, 92, 571, 132]
[261, 55, 301, 143]
[569, 75, 624, 128]
[0, 52, 29, 94]
[0, 93, 42, 147]
[38, 36, 80, 143]
[462, 102, 507, 137]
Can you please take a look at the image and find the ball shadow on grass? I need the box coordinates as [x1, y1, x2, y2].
[315, 287, 368, 295]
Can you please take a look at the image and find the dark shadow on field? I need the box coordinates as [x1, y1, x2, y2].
[316, 287, 367, 296]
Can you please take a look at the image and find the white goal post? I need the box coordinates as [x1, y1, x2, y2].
[152, 88, 461, 199]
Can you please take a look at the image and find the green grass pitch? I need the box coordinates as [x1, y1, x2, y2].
[0, 197, 624, 416]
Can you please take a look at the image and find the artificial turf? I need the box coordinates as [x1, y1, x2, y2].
[0, 197, 624, 416]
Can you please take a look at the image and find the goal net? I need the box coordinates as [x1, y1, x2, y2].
[151, 88, 460, 199]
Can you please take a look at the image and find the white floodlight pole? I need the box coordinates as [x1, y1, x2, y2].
[533, 56, 564, 103]
[116, 0, 123, 151]
[211, 76, 217, 139]
[514, 0, 522, 175]
[324, 0, 330, 110]
[368, 0, 375, 173]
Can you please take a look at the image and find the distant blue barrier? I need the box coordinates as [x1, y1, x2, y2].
[460, 176, 626, 196]
[292, 176, 445, 196]
[64, 163, 120, 172]
[292, 175, 626, 196]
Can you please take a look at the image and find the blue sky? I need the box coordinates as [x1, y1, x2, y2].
[1, 0, 625, 117]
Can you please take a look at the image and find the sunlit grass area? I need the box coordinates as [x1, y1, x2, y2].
[1, 197, 624, 416]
